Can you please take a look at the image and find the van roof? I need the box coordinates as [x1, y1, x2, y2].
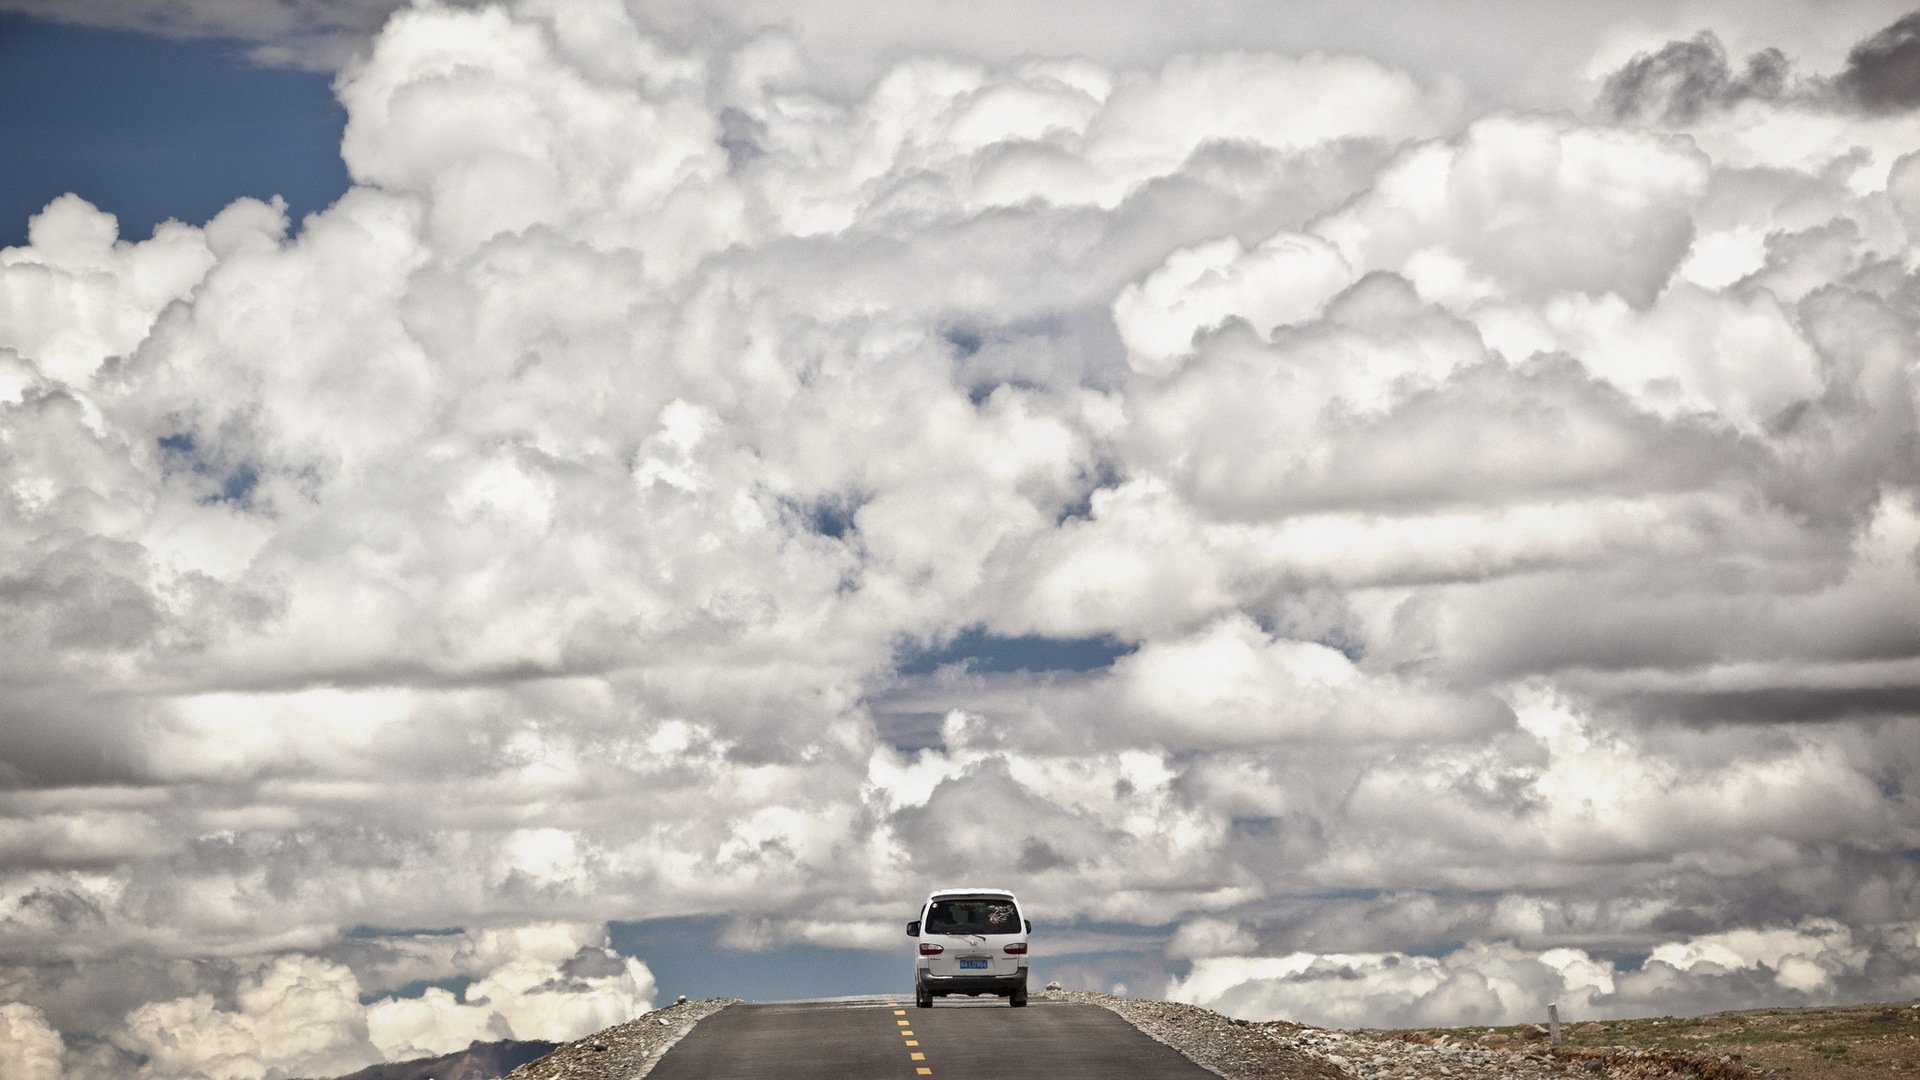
[928, 887, 1016, 899]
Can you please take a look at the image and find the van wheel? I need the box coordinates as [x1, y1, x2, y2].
[916, 984, 932, 1008]
[1010, 986, 1028, 1007]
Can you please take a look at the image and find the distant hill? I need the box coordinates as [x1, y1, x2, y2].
[314, 1039, 560, 1080]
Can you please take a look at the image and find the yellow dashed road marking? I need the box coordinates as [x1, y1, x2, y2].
[892, 1008, 930, 1077]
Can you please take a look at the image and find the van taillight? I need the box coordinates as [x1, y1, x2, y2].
[919, 943, 944, 955]
[1003, 942, 1027, 955]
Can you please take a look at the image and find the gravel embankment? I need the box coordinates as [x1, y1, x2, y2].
[499, 997, 738, 1080]
[1046, 990, 1770, 1080]
[1042, 989, 1349, 1080]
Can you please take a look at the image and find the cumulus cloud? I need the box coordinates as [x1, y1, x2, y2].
[0, 1002, 66, 1080]
[1315, 115, 1711, 307]
[1113, 232, 1354, 375]
[6, 0, 1920, 1074]
[0, 0, 1671, 110]
[93, 925, 654, 1079]
[115, 956, 374, 1080]
[1833, 13, 1920, 112]
[1601, 33, 1794, 125]
[1602, 11, 1920, 123]
[364, 925, 656, 1061]
[1170, 942, 1609, 1028]
[1171, 921, 1920, 1028]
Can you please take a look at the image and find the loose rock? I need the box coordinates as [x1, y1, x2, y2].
[500, 997, 737, 1080]
[1041, 989, 1772, 1080]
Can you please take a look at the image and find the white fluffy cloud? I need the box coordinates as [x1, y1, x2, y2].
[7, 1, 1920, 1074]
[1170, 920, 1920, 1029]
[99, 925, 655, 1079]
[115, 957, 373, 1080]
[0, 1002, 66, 1080]
[1170, 942, 1611, 1028]
[1315, 115, 1712, 306]
[1113, 232, 1355, 375]
[363, 924, 656, 1061]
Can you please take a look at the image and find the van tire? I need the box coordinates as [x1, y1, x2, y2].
[916, 983, 933, 1008]
[1010, 985, 1028, 1007]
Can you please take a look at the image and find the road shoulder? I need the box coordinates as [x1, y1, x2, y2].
[501, 997, 739, 1080]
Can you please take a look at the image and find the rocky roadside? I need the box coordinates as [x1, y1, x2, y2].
[497, 997, 738, 1080]
[1046, 989, 1770, 1080]
[1043, 988, 1348, 1080]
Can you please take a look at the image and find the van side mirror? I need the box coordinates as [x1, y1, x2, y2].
[907, 921, 920, 937]
[1026, 920, 1033, 933]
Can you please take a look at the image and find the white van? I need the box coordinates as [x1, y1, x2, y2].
[907, 887, 1030, 1007]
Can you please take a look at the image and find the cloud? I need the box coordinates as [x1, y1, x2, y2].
[1834, 12, 1920, 112]
[1170, 921, 1920, 1027]
[0, 1002, 66, 1080]
[0, 195, 270, 385]
[1600, 11, 1920, 123]
[1600, 32, 1793, 124]
[1314, 115, 1710, 306]
[1167, 918, 1258, 959]
[364, 927, 656, 1060]
[1112, 232, 1354, 376]
[1102, 615, 1509, 745]
[0, 0, 1676, 111]
[1886, 150, 1920, 239]
[1170, 942, 1609, 1028]
[0, 0, 440, 69]
[7, 0, 1920, 1073]
[114, 956, 375, 1080]
[1642, 922, 1864, 995]
[97, 925, 655, 1078]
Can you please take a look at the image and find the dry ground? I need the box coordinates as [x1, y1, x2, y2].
[1364, 999, 1920, 1078]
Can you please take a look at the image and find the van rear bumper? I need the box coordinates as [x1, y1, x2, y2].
[918, 969, 1027, 996]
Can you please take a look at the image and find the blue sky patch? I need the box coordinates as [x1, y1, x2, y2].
[158, 431, 261, 507]
[611, 916, 906, 1001]
[0, 16, 350, 248]
[357, 974, 475, 1007]
[894, 626, 1134, 676]
[344, 924, 468, 938]
[804, 495, 863, 540]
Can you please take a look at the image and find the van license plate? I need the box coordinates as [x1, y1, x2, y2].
[959, 959, 988, 970]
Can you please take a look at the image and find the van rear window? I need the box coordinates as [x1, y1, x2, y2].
[927, 898, 1021, 934]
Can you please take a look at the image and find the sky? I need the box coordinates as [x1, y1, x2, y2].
[0, 17, 351, 252]
[2, 0, 1920, 1077]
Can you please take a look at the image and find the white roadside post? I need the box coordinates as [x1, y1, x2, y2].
[1548, 1002, 1562, 1046]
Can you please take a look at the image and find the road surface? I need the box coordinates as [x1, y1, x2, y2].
[645, 997, 1218, 1080]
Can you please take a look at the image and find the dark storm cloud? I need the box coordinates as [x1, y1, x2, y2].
[1835, 12, 1920, 112]
[0, 692, 156, 790]
[1601, 32, 1792, 124]
[1603, 12, 1920, 122]
[1609, 685, 1920, 724]
[715, 107, 767, 173]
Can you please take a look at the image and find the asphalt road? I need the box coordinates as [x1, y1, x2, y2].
[645, 997, 1218, 1080]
